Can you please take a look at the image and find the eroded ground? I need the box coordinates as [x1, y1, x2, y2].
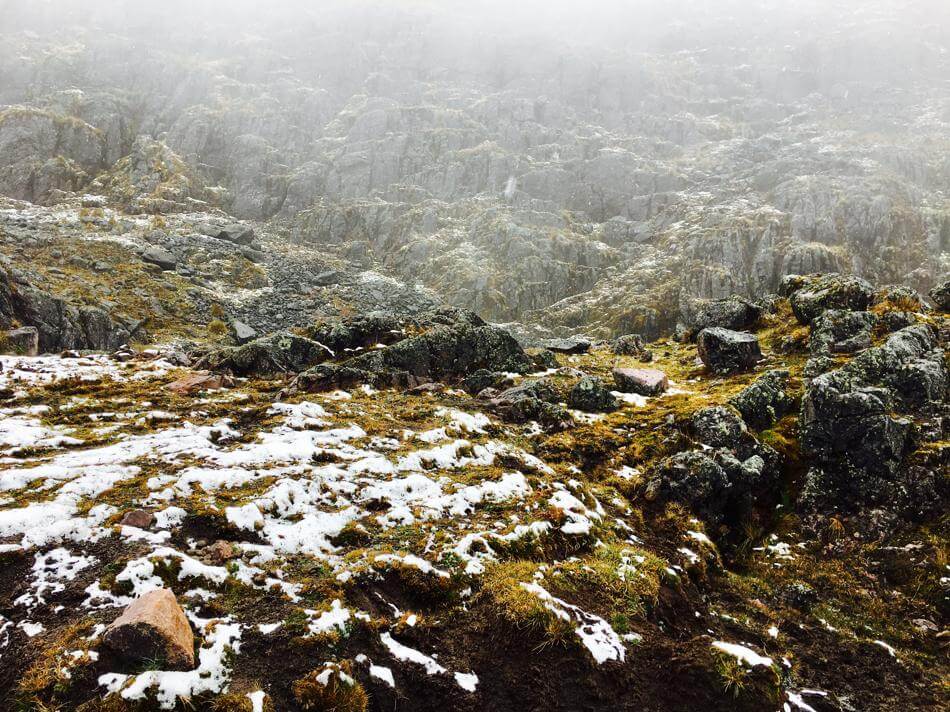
[0, 326, 946, 712]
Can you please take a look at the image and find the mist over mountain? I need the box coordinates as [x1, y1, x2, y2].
[0, 3, 947, 711]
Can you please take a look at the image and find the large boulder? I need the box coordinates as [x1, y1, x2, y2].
[696, 327, 762, 374]
[1, 327, 39, 356]
[568, 376, 617, 412]
[103, 589, 195, 671]
[296, 315, 533, 391]
[612, 367, 668, 396]
[687, 296, 762, 337]
[198, 332, 333, 376]
[729, 370, 794, 430]
[141, 246, 178, 271]
[306, 312, 404, 354]
[610, 333, 647, 356]
[799, 325, 947, 515]
[809, 310, 876, 355]
[783, 273, 874, 325]
[489, 379, 573, 427]
[539, 336, 591, 354]
[1, 266, 138, 352]
[929, 278, 950, 312]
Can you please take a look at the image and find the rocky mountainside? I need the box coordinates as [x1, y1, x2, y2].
[0, 0, 948, 340]
[0, 2, 948, 711]
[0, 273, 947, 712]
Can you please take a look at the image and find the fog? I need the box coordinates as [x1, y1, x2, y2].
[0, 0, 947, 328]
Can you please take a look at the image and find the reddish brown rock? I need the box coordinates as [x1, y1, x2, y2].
[119, 509, 154, 529]
[612, 367, 669, 396]
[167, 372, 227, 395]
[205, 540, 236, 564]
[103, 589, 195, 670]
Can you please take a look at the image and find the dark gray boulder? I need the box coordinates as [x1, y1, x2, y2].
[929, 278, 950, 312]
[1, 266, 137, 352]
[141, 246, 177, 271]
[215, 223, 256, 246]
[783, 273, 874, 325]
[198, 332, 333, 376]
[539, 336, 591, 354]
[688, 296, 762, 337]
[1, 326, 39, 355]
[295, 313, 533, 391]
[809, 310, 876, 355]
[568, 376, 617, 413]
[799, 324, 947, 515]
[696, 327, 762, 374]
[729, 370, 794, 430]
[306, 312, 403, 354]
[489, 379, 572, 428]
[230, 320, 258, 345]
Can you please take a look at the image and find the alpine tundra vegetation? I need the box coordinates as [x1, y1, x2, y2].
[0, 1, 947, 711]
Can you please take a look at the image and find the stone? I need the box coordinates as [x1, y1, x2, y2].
[2, 326, 39, 355]
[784, 273, 874, 325]
[809, 310, 876, 355]
[489, 379, 572, 428]
[141, 246, 177, 271]
[296, 313, 533, 391]
[929, 278, 950, 312]
[215, 223, 256, 245]
[612, 367, 668, 396]
[610, 333, 646, 356]
[205, 540, 236, 564]
[230, 320, 257, 345]
[167, 372, 227, 395]
[799, 325, 946, 515]
[696, 327, 762, 374]
[119, 509, 154, 529]
[103, 589, 195, 670]
[539, 336, 591, 354]
[198, 332, 334, 376]
[729, 370, 794, 429]
[567, 376, 617, 412]
[688, 296, 762, 336]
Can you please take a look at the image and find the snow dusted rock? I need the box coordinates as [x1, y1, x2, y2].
[103, 589, 195, 671]
[2, 327, 39, 356]
[612, 367, 668, 396]
[696, 327, 762, 374]
[784, 273, 874, 325]
[198, 332, 332, 376]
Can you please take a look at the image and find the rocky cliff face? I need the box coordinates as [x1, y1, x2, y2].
[0, 0, 947, 338]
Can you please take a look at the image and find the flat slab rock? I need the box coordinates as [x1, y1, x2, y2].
[103, 588, 195, 670]
[613, 367, 669, 395]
